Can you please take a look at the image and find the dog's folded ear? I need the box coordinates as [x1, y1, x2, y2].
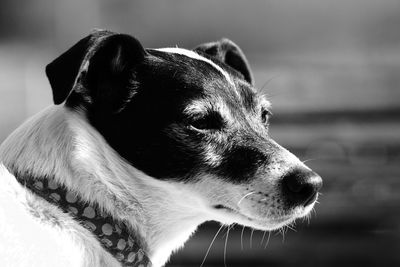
[194, 39, 253, 85]
[46, 29, 146, 111]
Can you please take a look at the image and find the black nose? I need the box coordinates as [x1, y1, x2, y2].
[281, 169, 323, 207]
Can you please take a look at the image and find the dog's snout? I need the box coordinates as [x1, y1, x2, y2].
[281, 169, 322, 207]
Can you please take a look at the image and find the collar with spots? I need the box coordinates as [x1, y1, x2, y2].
[16, 175, 151, 267]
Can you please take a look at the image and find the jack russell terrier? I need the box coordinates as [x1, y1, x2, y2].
[0, 29, 322, 267]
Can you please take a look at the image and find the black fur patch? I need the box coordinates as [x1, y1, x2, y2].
[66, 44, 272, 182]
[213, 146, 270, 183]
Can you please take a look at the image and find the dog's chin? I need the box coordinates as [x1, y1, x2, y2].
[211, 201, 316, 231]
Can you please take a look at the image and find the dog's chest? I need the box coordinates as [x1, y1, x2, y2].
[0, 166, 84, 267]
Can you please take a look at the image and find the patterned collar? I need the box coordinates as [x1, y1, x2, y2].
[16, 175, 151, 267]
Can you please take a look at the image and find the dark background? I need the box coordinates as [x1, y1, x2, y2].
[0, 1, 399, 266]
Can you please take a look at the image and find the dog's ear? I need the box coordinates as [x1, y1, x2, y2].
[46, 29, 146, 111]
[194, 39, 253, 85]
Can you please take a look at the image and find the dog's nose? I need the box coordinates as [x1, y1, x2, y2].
[281, 169, 322, 207]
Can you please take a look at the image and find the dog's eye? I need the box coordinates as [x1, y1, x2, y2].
[189, 113, 223, 130]
[261, 108, 271, 124]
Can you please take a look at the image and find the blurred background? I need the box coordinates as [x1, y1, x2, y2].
[1, 0, 399, 266]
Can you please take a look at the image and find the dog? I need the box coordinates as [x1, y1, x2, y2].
[0, 29, 322, 267]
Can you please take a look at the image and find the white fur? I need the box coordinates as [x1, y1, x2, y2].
[0, 103, 316, 267]
[156, 47, 235, 86]
[0, 165, 119, 267]
[0, 106, 212, 267]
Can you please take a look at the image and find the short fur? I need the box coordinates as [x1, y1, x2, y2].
[0, 30, 322, 267]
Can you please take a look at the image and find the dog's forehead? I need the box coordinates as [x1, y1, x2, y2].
[154, 47, 235, 86]
[145, 48, 266, 112]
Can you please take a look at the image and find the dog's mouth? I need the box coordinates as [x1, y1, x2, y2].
[212, 204, 236, 212]
[304, 191, 318, 206]
[211, 200, 315, 230]
[212, 204, 258, 223]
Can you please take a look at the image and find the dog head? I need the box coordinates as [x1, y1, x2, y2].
[46, 30, 322, 231]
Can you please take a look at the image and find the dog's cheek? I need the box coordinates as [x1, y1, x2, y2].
[157, 125, 208, 179]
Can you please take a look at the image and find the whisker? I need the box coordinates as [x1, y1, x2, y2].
[237, 191, 256, 206]
[222, 224, 236, 239]
[279, 227, 286, 243]
[261, 230, 267, 245]
[260, 74, 281, 92]
[200, 224, 224, 267]
[286, 223, 297, 232]
[312, 207, 317, 217]
[249, 229, 254, 249]
[301, 158, 319, 164]
[224, 226, 231, 267]
[263, 231, 271, 249]
[240, 226, 245, 250]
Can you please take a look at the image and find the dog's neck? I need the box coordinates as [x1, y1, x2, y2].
[14, 172, 151, 266]
[0, 106, 208, 267]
